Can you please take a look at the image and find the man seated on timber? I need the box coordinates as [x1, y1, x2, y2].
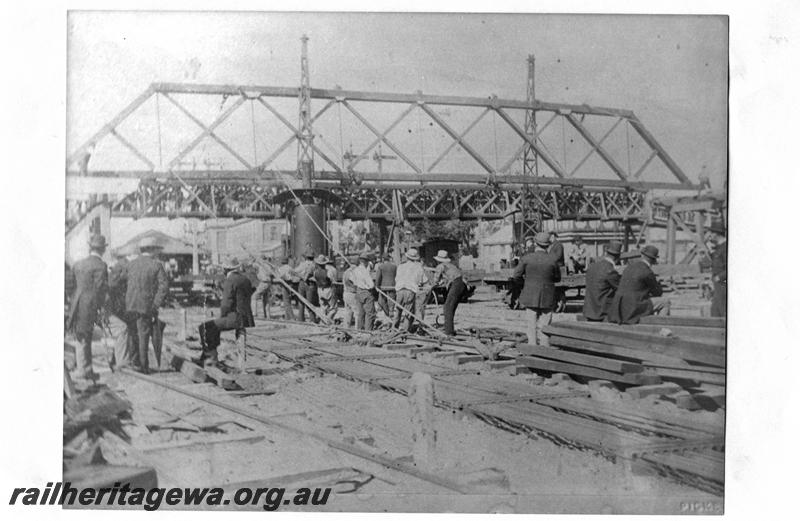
[607, 245, 667, 325]
[198, 257, 255, 368]
[582, 241, 622, 322]
[568, 236, 588, 274]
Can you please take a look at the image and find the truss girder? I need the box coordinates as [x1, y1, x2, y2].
[110, 179, 647, 222]
[67, 82, 695, 191]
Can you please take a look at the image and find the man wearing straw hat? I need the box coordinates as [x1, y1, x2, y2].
[314, 254, 338, 319]
[340, 255, 360, 327]
[432, 249, 467, 336]
[513, 232, 561, 346]
[66, 234, 109, 380]
[198, 257, 254, 367]
[374, 253, 398, 322]
[252, 251, 275, 319]
[295, 247, 319, 323]
[607, 245, 666, 325]
[275, 256, 300, 321]
[125, 236, 169, 373]
[393, 248, 426, 332]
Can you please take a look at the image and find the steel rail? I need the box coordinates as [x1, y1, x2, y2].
[119, 367, 470, 494]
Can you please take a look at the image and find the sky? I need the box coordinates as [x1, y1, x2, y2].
[67, 12, 728, 188]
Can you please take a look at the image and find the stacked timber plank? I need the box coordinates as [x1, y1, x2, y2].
[515, 318, 725, 405]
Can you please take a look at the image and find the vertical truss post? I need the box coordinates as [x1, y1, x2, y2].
[666, 211, 677, 264]
[516, 55, 540, 249]
[298, 34, 315, 188]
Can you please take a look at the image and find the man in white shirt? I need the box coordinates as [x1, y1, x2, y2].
[393, 248, 426, 331]
[568, 236, 588, 274]
[252, 253, 274, 319]
[340, 255, 359, 327]
[351, 253, 376, 330]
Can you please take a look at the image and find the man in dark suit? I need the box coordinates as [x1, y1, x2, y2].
[513, 232, 561, 345]
[199, 257, 255, 367]
[582, 241, 622, 321]
[107, 253, 138, 370]
[548, 231, 565, 268]
[710, 237, 727, 317]
[607, 245, 665, 325]
[432, 250, 466, 336]
[66, 234, 109, 380]
[374, 254, 398, 321]
[125, 237, 169, 373]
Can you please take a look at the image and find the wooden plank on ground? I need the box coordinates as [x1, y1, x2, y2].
[516, 343, 644, 373]
[640, 315, 726, 328]
[205, 366, 238, 390]
[545, 323, 725, 367]
[555, 320, 725, 348]
[547, 334, 692, 367]
[517, 356, 661, 385]
[571, 321, 725, 345]
[645, 366, 726, 386]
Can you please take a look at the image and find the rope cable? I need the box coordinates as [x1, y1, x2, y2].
[260, 168, 449, 339]
[155, 93, 163, 168]
[250, 99, 258, 165]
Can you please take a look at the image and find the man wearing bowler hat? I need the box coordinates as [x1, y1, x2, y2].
[198, 257, 255, 367]
[432, 250, 466, 336]
[125, 237, 169, 373]
[513, 232, 561, 345]
[607, 245, 666, 324]
[66, 234, 109, 380]
[583, 241, 622, 322]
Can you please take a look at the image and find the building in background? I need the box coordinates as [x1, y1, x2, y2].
[206, 219, 287, 264]
[478, 225, 514, 272]
[65, 203, 111, 266]
[113, 229, 208, 276]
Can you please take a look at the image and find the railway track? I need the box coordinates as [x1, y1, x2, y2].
[157, 312, 724, 496]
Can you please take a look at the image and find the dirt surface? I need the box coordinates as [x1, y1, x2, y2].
[68, 285, 723, 513]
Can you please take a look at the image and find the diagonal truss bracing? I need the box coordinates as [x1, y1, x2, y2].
[67, 82, 696, 221]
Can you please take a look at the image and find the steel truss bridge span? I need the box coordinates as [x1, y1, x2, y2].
[67, 82, 696, 222]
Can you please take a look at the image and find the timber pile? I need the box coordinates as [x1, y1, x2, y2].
[515, 318, 725, 409]
[64, 386, 159, 491]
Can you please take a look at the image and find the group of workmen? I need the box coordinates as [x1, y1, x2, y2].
[512, 232, 667, 345]
[512, 231, 727, 346]
[250, 246, 468, 337]
[66, 235, 169, 379]
[67, 229, 727, 377]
